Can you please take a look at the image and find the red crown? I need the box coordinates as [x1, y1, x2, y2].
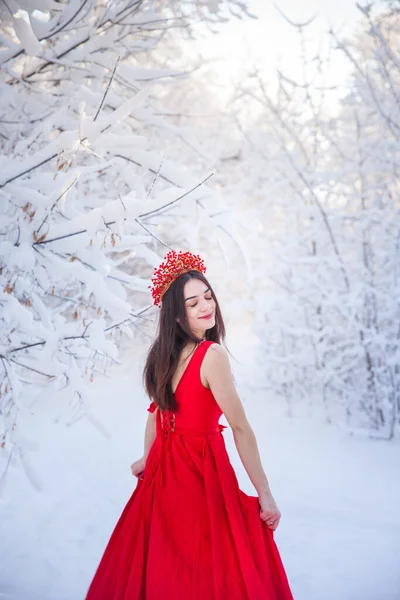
[149, 250, 206, 307]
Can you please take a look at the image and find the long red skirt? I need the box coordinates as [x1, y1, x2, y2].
[86, 426, 294, 599]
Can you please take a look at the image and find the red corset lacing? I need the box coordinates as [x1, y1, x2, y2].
[161, 408, 176, 442]
[147, 401, 227, 442]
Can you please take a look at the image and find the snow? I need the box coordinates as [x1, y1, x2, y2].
[0, 351, 399, 600]
[12, 12, 41, 57]
[1, 2, 400, 597]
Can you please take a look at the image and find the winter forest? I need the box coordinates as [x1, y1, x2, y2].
[1, 1, 400, 599]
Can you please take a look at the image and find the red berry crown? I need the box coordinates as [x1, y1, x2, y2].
[149, 250, 206, 307]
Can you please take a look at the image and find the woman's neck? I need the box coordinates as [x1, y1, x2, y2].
[182, 337, 205, 353]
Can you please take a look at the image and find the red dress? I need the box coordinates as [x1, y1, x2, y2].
[86, 341, 294, 600]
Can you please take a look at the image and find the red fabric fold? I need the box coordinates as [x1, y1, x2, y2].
[147, 401, 156, 413]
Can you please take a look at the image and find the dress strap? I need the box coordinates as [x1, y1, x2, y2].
[193, 339, 215, 362]
[186, 340, 215, 375]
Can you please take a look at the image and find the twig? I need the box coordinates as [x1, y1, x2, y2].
[115, 154, 177, 186]
[146, 160, 163, 199]
[0, 151, 58, 189]
[135, 218, 173, 249]
[138, 172, 214, 219]
[273, 3, 317, 28]
[36, 177, 78, 236]
[44, 0, 91, 40]
[9, 359, 55, 379]
[0, 356, 13, 394]
[7, 306, 150, 354]
[104, 305, 152, 332]
[93, 56, 120, 122]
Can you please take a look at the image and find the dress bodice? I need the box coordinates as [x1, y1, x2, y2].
[147, 341, 226, 437]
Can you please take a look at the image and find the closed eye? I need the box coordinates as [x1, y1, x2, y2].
[190, 295, 213, 308]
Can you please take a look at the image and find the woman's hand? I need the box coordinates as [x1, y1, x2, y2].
[131, 456, 146, 479]
[259, 493, 281, 530]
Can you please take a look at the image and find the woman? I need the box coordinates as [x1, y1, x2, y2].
[86, 250, 294, 600]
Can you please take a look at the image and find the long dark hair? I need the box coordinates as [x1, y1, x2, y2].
[143, 270, 226, 412]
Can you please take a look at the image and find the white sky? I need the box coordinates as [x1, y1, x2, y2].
[193, 0, 386, 111]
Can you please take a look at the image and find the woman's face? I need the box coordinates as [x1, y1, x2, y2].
[182, 278, 216, 339]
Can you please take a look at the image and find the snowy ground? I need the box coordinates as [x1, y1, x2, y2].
[1, 355, 400, 600]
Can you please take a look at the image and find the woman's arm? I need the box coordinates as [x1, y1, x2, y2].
[203, 344, 281, 529]
[131, 409, 157, 479]
[144, 409, 157, 460]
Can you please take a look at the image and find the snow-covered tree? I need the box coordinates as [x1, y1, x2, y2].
[227, 4, 400, 438]
[0, 0, 249, 482]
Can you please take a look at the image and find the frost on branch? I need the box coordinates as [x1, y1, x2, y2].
[232, 6, 400, 438]
[0, 0, 245, 477]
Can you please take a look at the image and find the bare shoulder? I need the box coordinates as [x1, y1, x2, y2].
[203, 343, 230, 369]
[202, 342, 235, 392]
[207, 342, 227, 356]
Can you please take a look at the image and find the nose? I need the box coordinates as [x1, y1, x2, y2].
[200, 299, 211, 312]
[201, 304, 212, 315]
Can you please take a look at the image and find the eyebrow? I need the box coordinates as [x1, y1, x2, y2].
[184, 287, 211, 302]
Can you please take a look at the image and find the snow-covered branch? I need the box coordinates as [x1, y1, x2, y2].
[229, 5, 400, 438]
[0, 0, 246, 479]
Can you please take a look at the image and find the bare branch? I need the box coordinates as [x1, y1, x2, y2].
[273, 3, 317, 28]
[36, 177, 78, 236]
[93, 56, 120, 122]
[138, 172, 214, 219]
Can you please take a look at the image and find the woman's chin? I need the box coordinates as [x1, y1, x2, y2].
[203, 319, 215, 331]
[194, 317, 215, 337]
